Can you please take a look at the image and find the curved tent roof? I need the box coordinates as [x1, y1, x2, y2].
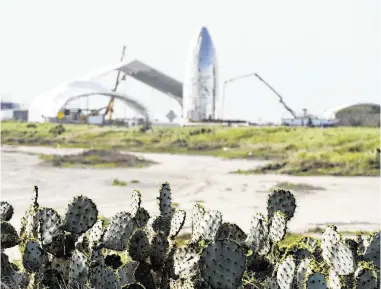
[323, 103, 380, 119]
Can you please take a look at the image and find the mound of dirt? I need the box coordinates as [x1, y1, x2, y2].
[42, 149, 157, 168]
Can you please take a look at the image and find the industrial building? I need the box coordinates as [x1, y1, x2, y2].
[0, 101, 28, 121]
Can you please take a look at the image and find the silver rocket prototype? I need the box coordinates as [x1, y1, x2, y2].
[182, 27, 219, 124]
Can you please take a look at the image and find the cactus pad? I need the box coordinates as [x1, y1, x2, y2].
[173, 245, 200, 278]
[268, 211, 287, 243]
[63, 195, 98, 234]
[122, 283, 145, 289]
[215, 222, 247, 243]
[267, 189, 296, 221]
[42, 269, 65, 289]
[118, 261, 139, 287]
[276, 255, 296, 289]
[200, 239, 246, 289]
[354, 264, 379, 289]
[37, 207, 62, 245]
[246, 213, 270, 255]
[296, 258, 312, 289]
[128, 229, 151, 262]
[363, 231, 380, 268]
[130, 190, 142, 217]
[103, 212, 136, 251]
[322, 241, 355, 275]
[304, 272, 328, 289]
[263, 277, 279, 289]
[150, 231, 169, 267]
[200, 209, 223, 242]
[68, 250, 88, 288]
[169, 209, 186, 239]
[158, 182, 172, 215]
[88, 219, 103, 248]
[147, 214, 171, 237]
[22, 239, 43, 272]
[191, 203, 206, 242]
[0, 201, 14, 221]
[1, 221, 19, 249]
[134, 207, 151, 228]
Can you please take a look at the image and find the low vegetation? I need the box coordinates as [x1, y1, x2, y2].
[1, 121, 380, 176]
[112, 178, 129, 186]
[269, 181, 325, 192]
[39, 149, 156, 168]
[1, 184, 379, 288]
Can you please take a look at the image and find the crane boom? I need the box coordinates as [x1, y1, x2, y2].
[254, 73, 297, 119]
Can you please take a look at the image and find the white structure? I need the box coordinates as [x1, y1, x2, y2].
[28, 26, 219, 124]
[182, 27, 219, 124]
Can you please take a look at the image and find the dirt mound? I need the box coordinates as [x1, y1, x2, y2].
[42, 149, 156, 168]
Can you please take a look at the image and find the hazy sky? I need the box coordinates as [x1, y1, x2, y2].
[0, 0, 379, 122]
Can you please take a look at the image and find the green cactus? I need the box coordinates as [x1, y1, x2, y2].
[102, 266, 121, 289]
[103, 211, 136, 251]
[41, 269, 65, 289]
[128, 229, 151, 262]
[267, 189, 296, 221]
[68, 249, 88, 288]
[199, 239, 246, 289]
[88, 219, 103, 248]
[130, 190, 142, 217]
[304, 272, 328, 289]
[134, 207, 151, 228]
[199, 209, 223, 242]
[0, 201, 14, 221]
[37, 207, 62, 246]
[1, 221, 19, 249]
[354, 262, 379, 289]
[362, 231, 380, 269]
[215, 222, 247, 244]
[118, 261, 139, 287]
[246, 213, 270, 256]
[147, 214, 172, 237]
[191, 203, 206, 243]
[173, 244, 200, 279]
[296, 258, 312, 289]
[263, 277, 280, 289]
[169, 209, 186, 239]
[150, 231, 169, 267]
[22, 239, 44, 273]
[323, 241, 355, 276]
[134, 262, 156, 289]
[268, 211, 287, 243]
[63, 195, 98, 234]
[276, 255, 296, 289]
[158, 182, 172, 215]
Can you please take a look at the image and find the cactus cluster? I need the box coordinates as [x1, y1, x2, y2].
[0, 184, 379, 289]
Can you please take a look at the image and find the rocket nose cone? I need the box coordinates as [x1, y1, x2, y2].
[200, 27, 211, 38]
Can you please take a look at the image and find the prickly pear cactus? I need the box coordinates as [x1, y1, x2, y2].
[37, 207, 62, 246]
[122, 283, 145, 289]
[169, 209, 186, 239]
[103, 211, 136, 251]
[147, 214, 171, 237]
[134, 207, 151, 228]
[362, 231, 380, 268]
[130, 190, 142, 217]
[276, 255, 296, 289]
[68, 249, 88, 288]
[354, 263, 379, 289]
[268, 211, 287, 243]
[304, 272, 328, 289]
[159, 182, 172, 215]
[246, 213, 270, 256]
[323, 240, 355, 275]
[63, 195, 98, 234]
[22, 239, 43, 273]
[0, 201, 14, 221]
[191, 203, 206, 243]
[199, 209, 223, 242]
[128, 229, 151, 262]
[41, 269, 65, 289]
[150, 231, 169, 267]
[88, 219, 103, 248]
[118, 261, 139, 287]
[267, 189, 296, 221]
[173, 245, 200, 279]
[199, 239, 246, 289]
[215, 222, 247, 244]
[1, 221, 19, 249]
[296, 258, 312, 289]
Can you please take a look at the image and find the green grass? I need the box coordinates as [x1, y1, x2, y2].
[270, 181, 325, 192]
[112, 178, 128, 187]
[1, 121, 379, 176]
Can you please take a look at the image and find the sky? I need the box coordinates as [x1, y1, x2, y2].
[0, 0, 379, 123]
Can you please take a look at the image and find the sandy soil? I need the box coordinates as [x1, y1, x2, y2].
[1, 145, 380, 260]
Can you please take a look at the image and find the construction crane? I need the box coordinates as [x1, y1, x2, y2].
[254, 73, 297, 119]
[104, 45, 127, 121]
